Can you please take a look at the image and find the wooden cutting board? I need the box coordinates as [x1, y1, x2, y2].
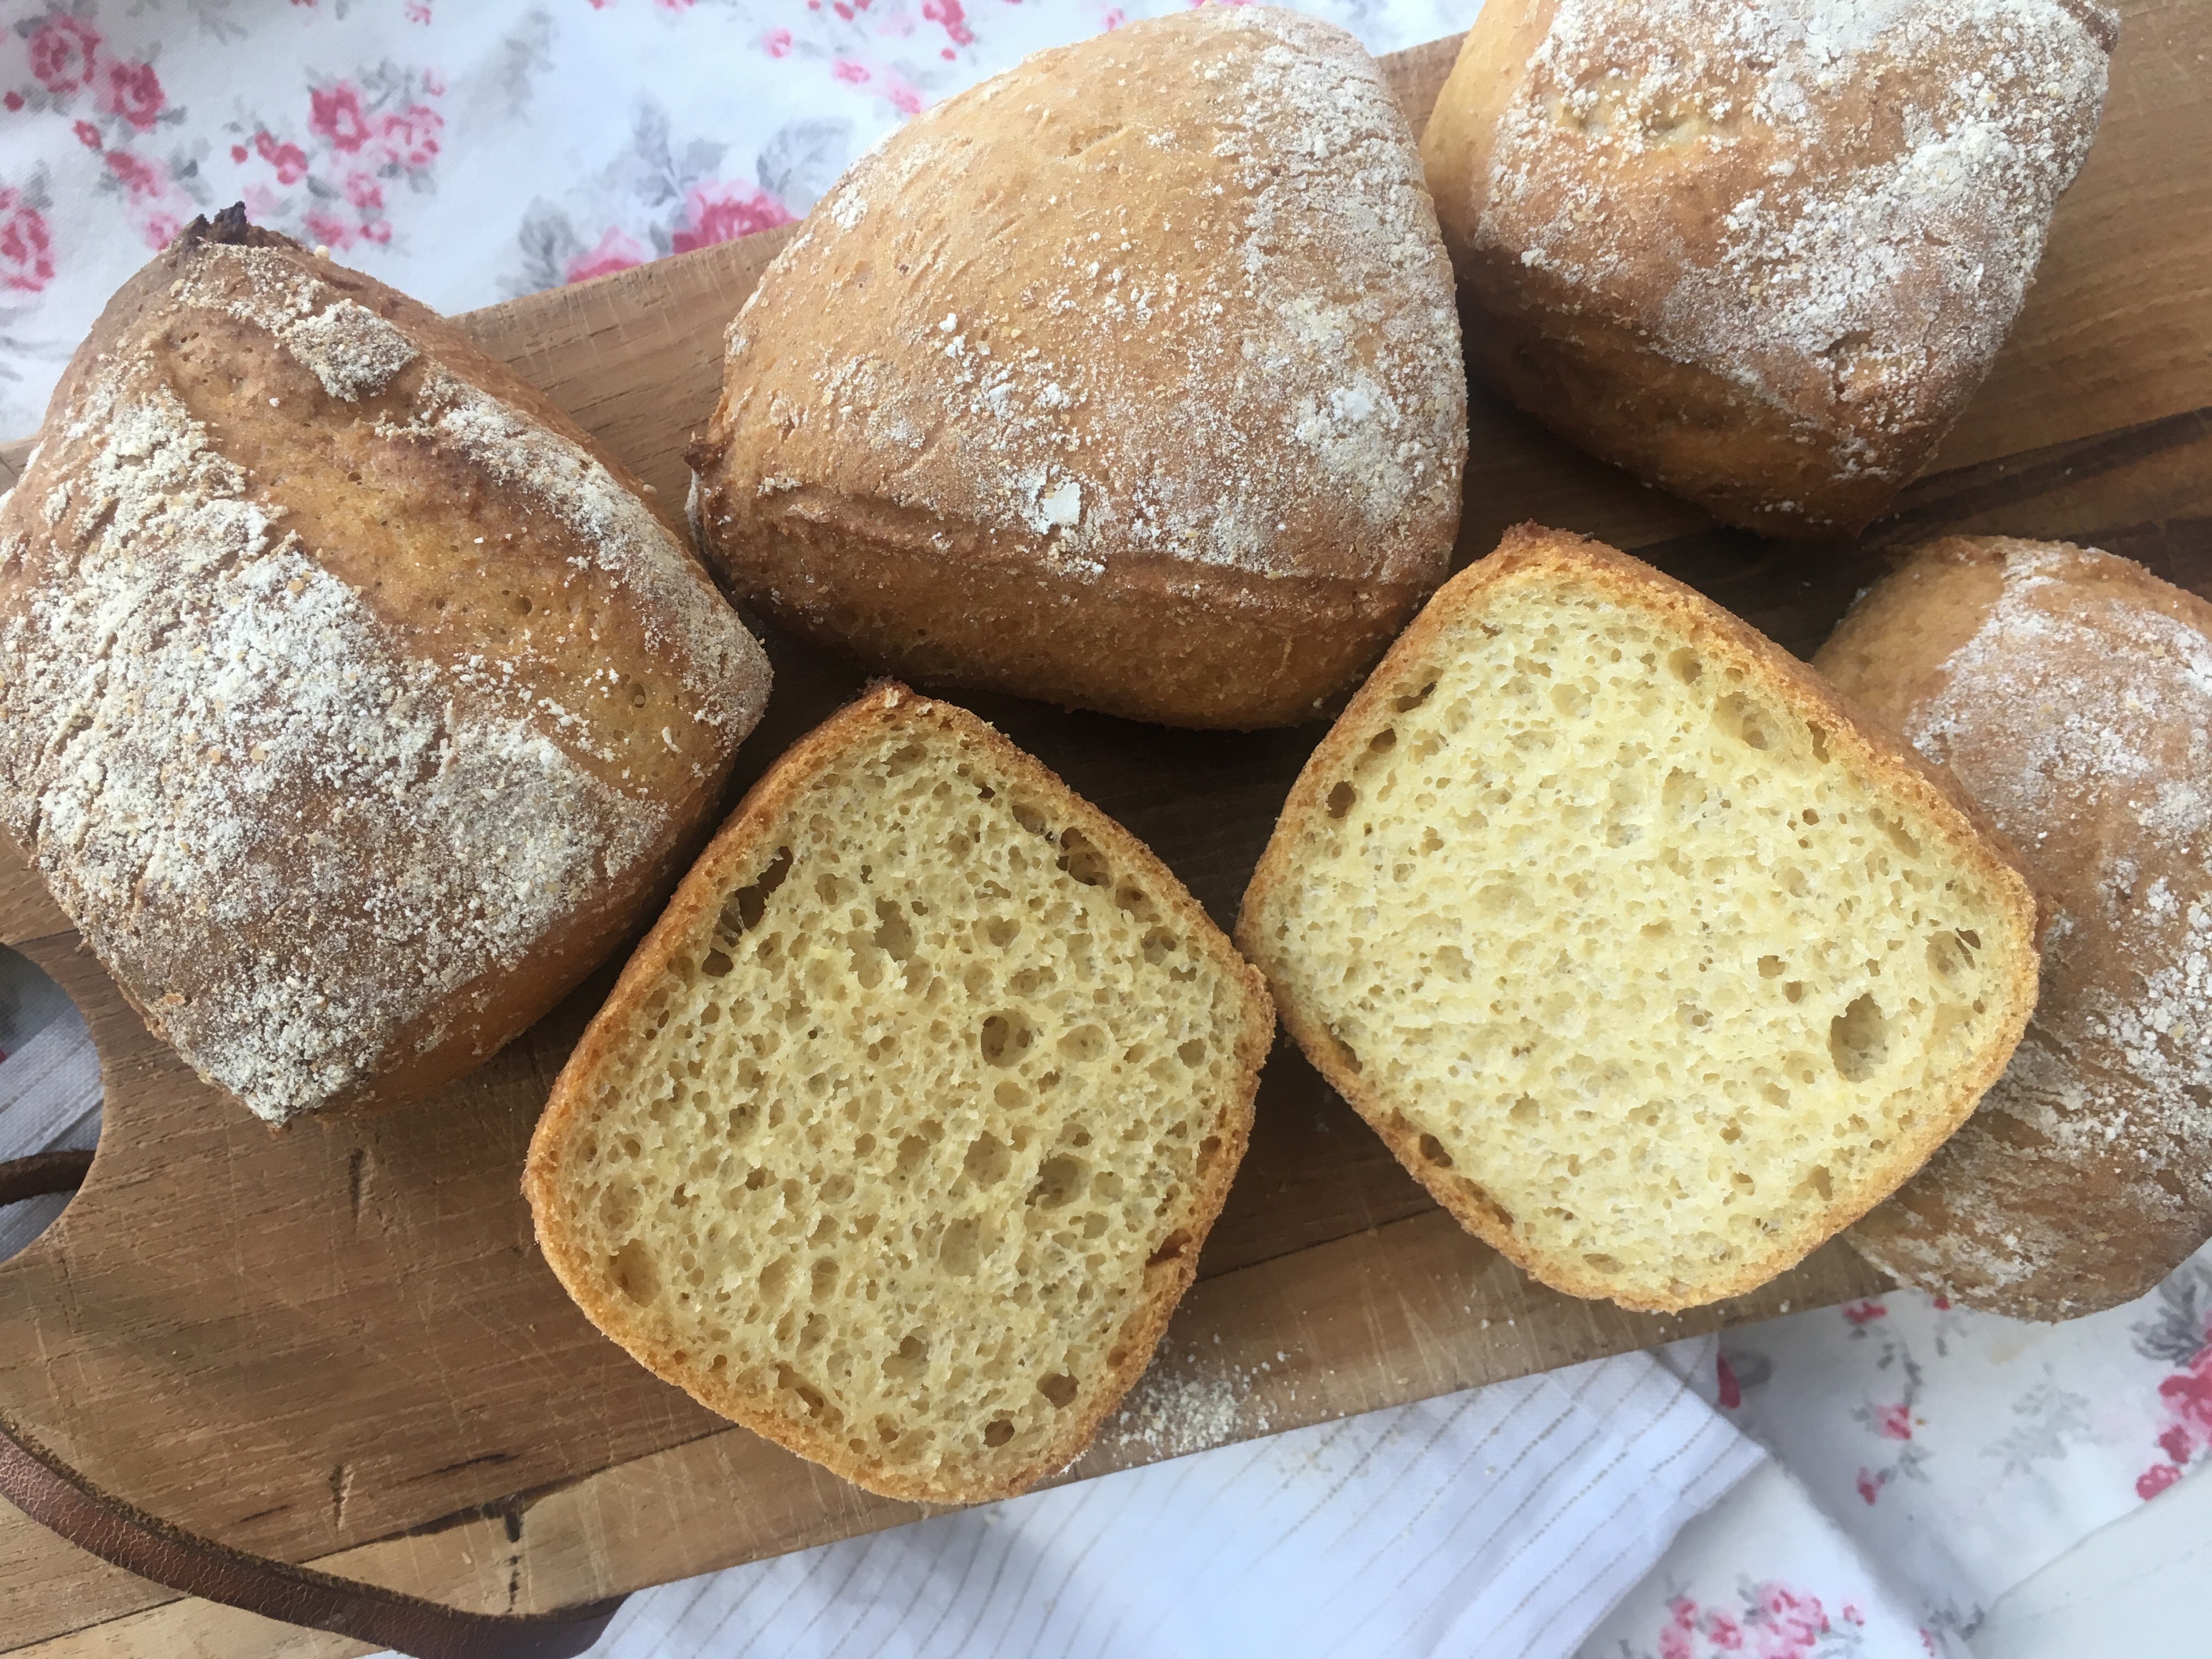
[5, 11, 2212, 1654]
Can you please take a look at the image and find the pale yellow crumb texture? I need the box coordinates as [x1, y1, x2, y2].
[1251, 566, 2028, 1307]
[541, 708, 1255, 1496]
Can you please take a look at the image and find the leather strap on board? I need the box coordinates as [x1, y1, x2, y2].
[0, 1154, 627, 1659]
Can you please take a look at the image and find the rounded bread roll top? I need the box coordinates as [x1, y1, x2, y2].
[1421, 0, 2115, 538]
[0, 210, 772, 1124]
[1819, 537, 2212, 1319]
[689, 4, 1466, 730]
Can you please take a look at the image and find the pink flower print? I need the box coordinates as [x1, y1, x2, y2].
[1876, 1402, 1912, 1440]
[101, 60, 165, 131]
[376, 105, 443, 170]
[1842, 1300, 1888, 1326]
[406, 0, 432, 19]
[311, 83, 372, 153]
[922, 0, 975, 46]
[141, 211, 179, 249]
[2160, 1347, 2212, 1435]
[0, 190, 55, 293]
[669, 180, 793, 254]
[1857, 1466, 1882, 1504]
[2137, 1461, 2182, 1500]
[343, 171, 385, 212]
[255, 131, 309, 186]
[1932, 1295, 1952, 1310]
[763, 27, 792, 56]
[1707, 1613, 1743, 1651]
[1717, 1352, 1742, 1409]
[103, 150, 163, 197]
[360, 217, 392, 245]
[28, 16, 99, 96]
[1103, 7, 1125, 25]
[565, 225, 646, 283]
[1752, 1575, 1822, 1654]
[72, 120, 101, 150]
[2, 92, 19, 112]
[1843, 1605, 1865, 1626]
[831, 59, 870, 83]
[2159, 1423, 2194, 1465]
[303, 209, 358, 250]
[1659, 1600, 1697, 1659]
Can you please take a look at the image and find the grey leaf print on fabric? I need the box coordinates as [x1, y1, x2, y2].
[506, 199, 582, 297]
[1985, 1368, 2096, 1476]
[618, 103, 726, 221]
[757, 119, 850, 217]
[482, 8, 555, 120]
[2131, 1261, 2210, 1368]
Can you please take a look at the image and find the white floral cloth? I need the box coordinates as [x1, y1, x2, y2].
[1587, 1261, 2212, 1658]
[2, 3, 2209, 1657]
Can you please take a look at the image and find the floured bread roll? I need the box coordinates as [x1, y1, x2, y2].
[689, 5, 1466, 729]
[1238, 525, 2041, 1312]
[1421, 0, 2115, 538]
[1820, 538, 2212, 1320]
[0, 209, 771, 1124]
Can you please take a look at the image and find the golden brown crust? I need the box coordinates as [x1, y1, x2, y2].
[1420, 0, 2114, 538]
[1822, 537, 2212, 1320]
[1238, 523, 2040, 1312]
[0, 208, 770, 1122]
[526, 684, 1272, 1502]
[689, 5, 1465, 729]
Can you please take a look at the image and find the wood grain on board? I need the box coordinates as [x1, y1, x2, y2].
[3, 7, 2211, 1652]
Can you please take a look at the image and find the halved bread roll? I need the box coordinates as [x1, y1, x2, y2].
[526, 685, 1272, 1502]
[1238, 525, 2039, 1311]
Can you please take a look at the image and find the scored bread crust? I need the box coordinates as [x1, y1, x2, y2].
[526, 684, 1274, 1503]
[1820, 538, 2212, 1319]
[1420, 0, 2114, 538]
[1237, 523, 2040, 1311]
[687, 5, 1465, 730]
[0, 208, 769, 1123]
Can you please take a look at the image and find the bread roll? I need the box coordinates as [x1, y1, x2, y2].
[1420, 0, 2114, 538]
[1819, 538, 2212, 1319]
[0, 209, 771, 1124]
[1238, 524, 2040, 1312]
[525, 684, 1272, 1502]
[687, 5, 1466, 730]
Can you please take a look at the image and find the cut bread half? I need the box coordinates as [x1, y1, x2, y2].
[525, 684, 1272, 1503]
[1236, 525, 2039, 1312]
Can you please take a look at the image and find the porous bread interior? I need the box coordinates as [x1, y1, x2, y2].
[545, 715, 1251, 1496]
[1256, 574, 2022, 1307]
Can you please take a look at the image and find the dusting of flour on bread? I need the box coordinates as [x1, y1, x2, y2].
[1870, 544, 2212, 1301]
[1479, 0, 2111, 489]
[0, 233, 768, 1122]
[714, 4, 1463, 586]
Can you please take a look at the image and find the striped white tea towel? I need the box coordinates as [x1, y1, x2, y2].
[567, 1344, 1760, 1659]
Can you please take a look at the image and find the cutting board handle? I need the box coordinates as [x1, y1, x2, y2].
[0, 1152, 627, 1659]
